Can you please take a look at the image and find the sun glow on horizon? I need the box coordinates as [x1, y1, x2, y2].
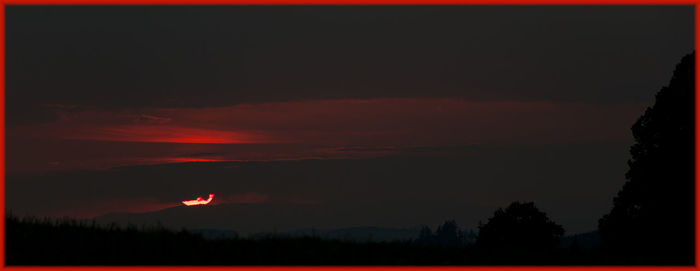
[182, 194, 215, 206]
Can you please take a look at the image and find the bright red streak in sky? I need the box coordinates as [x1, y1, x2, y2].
[182, 194, 215, 206]
[161, 157, 227, 163]
[88, 126, 261, 144]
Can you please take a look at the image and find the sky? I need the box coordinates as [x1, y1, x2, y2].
[5, 5, 694, 234]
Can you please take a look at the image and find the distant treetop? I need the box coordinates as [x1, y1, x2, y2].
[476, 201, 564, 251]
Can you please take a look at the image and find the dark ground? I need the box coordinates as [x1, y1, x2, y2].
[7, 215, 612, 265]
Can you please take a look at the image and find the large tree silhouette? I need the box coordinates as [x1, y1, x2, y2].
[476, 201, 564, 251]
[598, 52, 695, 264]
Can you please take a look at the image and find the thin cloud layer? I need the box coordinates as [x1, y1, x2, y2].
[7, 98, 645, 173]
[13, 98, 645, 145]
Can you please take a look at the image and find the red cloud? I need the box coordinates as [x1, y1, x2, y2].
[7, 98, 646, 173]
[133, 114, 172, 125]
[18, 98, 645, 145]
[65, 125, 270, 144]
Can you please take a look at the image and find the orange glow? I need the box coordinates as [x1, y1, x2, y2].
[182, 194, 215, 206]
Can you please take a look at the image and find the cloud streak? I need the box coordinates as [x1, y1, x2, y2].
[13, 98, 645, 144]
[7, 98, 646, 173]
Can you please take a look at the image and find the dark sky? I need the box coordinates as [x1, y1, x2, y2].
[5, 5, 694, 234]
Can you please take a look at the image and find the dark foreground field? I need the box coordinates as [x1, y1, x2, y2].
[7, 215, 609, 265]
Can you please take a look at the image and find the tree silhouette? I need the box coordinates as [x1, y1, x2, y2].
[416, 225, 435, 246]
[598, 52, 695, 264]
[414, 220, 466, 247]
[435, 220, 463, 247]
[476, 201, 564, 251]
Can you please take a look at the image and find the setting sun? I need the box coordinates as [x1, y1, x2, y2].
[182, 194, 215, 206]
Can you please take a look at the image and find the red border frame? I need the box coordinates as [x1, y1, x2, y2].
[0, 0, 696, 4]
[0, 2, 696, 270]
